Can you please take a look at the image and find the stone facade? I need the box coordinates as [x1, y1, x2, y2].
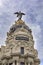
[0, 19, 40, 65]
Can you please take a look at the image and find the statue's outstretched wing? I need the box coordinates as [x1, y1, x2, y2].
[14, 12, 19, 14]
[21, 13, 25, 15]
[14, 11, 25, 20]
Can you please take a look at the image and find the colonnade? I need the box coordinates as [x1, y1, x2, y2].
[1, 61, 34, 65]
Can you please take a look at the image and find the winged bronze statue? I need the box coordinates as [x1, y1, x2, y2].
[14, 11, 25, 20]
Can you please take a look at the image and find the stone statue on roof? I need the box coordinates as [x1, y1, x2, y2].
[14, 11, 25, 20]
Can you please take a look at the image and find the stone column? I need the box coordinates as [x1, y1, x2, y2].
[35, 62, 40, 65]
[34, 59, 40, 65]
[12, 62, 15, 65]
[28, 62, 30, 65]
[25, 62, 26, 65]
[17, 61, 19, 65]
[32, 63, 34, 65]
[12, 60, 19, 65]
[3, 63, 6, 65]
[2, 63, 3, 65]
[8, 63, 9, 65]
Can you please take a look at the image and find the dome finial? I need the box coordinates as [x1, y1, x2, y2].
[14, 11, 25, 20]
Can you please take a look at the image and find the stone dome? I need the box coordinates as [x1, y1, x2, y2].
[7, 20, 32, 36]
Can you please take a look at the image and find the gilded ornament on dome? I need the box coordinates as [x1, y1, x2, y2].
[15, 20, 25, 25]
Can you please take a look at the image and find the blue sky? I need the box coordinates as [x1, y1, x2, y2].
[0, 0, 43, 65]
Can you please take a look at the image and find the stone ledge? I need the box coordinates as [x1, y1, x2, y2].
[34, 58, 40, 64]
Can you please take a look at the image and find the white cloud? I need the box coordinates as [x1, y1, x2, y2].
[26, 23, 41, 49]
[31, 24, 41, 48]
[38, 46, 43, 60]
[0, 36, 6, 46]
[0, 0, 3, 6]
[0, 24, 2, 29]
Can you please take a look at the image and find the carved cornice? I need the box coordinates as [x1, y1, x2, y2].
[11, 53, 35, 58]
[34, 58, 40, 64]
[1, 55, 11, 60]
